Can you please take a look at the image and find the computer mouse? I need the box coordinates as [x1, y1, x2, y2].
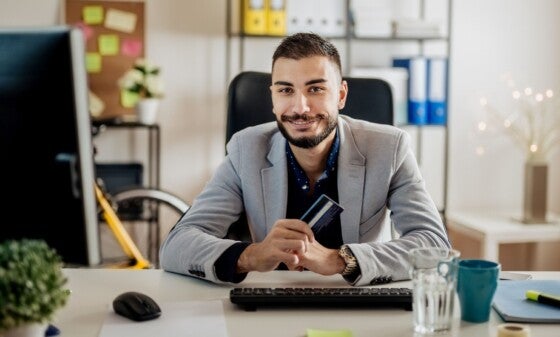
[112, 291, 162, 322]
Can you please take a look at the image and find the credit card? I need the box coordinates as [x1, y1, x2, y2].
[300, 194, 344, 235]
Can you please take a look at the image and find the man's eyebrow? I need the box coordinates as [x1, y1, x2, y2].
[272, 78, 327, 86]
[305, 78, 327, 86]
[273, 81, 293, 86]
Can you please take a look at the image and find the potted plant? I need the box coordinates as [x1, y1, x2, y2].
[118, 58, 165, 124]
[0, 239, 70, 337]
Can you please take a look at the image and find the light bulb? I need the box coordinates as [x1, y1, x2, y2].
[530, 144, 538, 152]
[478, 121, 487, 131]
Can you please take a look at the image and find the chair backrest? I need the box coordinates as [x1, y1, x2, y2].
[226, 71, 393, 144]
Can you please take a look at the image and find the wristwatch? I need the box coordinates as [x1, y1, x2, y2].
[338, 245, 358, 277]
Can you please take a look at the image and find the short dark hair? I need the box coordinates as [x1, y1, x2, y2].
[272, 32, 342, 76]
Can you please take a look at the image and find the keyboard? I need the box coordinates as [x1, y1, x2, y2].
[230, 287, 412, 311]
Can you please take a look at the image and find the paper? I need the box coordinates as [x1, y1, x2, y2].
[121, 90, 139, 108]
[122, 39, 143, 57]
[83, 5, 104, 25]
[98, 34, 119, 56]
[89, 90, 105, 117]
[307, 329, 353, 337]
[104, 8, 137, 33]
[86, 53, 102, 73]
[492, 280, 560, 323]
[98, 300, 228, 337]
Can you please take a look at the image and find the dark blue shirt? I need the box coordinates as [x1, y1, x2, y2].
[214, 130, 342, 282]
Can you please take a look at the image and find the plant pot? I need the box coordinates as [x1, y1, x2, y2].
[4, 323, 47, 337]
[135, 98, 159, 125]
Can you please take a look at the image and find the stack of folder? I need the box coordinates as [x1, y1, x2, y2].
[391, 18, 443, 38]
[242, 0, 286, 36]
[392, 56, 448, 126]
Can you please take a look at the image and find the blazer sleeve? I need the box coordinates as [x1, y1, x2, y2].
[348, 129, 450, 286]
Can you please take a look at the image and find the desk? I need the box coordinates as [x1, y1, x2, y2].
[55, 269, 559, 337]
[446, 211, 560, 262]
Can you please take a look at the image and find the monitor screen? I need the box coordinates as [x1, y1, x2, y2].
[0, 26, 101, 266]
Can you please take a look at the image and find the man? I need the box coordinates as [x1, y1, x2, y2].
[160, 32, 450, 286]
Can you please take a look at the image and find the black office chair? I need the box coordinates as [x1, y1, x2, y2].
[226, 71, 393, 144]
[224, 71, 394, 241]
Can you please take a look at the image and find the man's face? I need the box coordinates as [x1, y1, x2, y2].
[270, 56, 347, 149]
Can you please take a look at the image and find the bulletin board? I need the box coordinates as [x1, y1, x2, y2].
[65, 0, 145, 120]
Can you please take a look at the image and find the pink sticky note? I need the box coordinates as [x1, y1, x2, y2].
[121, 39, 143, 57]
[75, 22, 94, 41]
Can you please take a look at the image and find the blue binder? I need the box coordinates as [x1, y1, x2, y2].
[392, 57, 428, 125]
[427, 57, 448, 125]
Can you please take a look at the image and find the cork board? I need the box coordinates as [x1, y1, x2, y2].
[65, 0, 145, 120]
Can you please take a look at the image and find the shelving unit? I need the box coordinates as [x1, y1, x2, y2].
[93, 121, 162, 263]
[226, 0, 451, 218]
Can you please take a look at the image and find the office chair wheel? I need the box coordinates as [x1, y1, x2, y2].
[110, 187, 190, 265]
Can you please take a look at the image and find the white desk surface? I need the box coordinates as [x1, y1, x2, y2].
[55, 269, 560, 337]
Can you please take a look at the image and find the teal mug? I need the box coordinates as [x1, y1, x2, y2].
[456, 259, 501, 323]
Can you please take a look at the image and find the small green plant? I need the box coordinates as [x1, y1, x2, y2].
[0, 239, 70, 332]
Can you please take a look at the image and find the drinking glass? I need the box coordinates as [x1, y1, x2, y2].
[409, 247, 461, 334]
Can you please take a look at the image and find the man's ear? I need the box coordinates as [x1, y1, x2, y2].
[338, 80, 348, 110]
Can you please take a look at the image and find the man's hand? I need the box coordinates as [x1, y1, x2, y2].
[236, 219, 315, 273]
[286, 240, 346, 276]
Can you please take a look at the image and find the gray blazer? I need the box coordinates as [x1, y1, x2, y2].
[160, 115, 450, 285]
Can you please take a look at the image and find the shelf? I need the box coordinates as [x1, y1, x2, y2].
[226, 0, 451, 219]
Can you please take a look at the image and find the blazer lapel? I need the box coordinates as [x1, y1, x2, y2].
[337, 118, 366, 243]
[261, 133, 288, 232]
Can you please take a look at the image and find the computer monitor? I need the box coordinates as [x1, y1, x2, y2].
[0, 26, 101, 266]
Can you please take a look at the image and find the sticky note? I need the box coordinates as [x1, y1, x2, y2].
[98, 34, 119, 56]
[121, 39, 143, 57]
[85, 53, 102, 73]
[104, 8, 137, 33]
[121, 90, 139, 108]
[306, 329, 353, 337]
[75, 22, 94, 41]
[83, 6, 104, 25]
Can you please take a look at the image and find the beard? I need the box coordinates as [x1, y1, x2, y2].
[277, 113, 338, 149]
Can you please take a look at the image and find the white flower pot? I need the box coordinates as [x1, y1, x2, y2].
[4, 323, 47, 337]
[135, 98, 160, 125]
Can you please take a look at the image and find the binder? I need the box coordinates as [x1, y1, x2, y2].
[392, 57, 428, 125]
[427, 57, 448, 125]
[286, 0, 315, 34]
[316, 0, 346, 37]
[243, 0, 267, 35]
[492, 280, 560, 323]
[266, 0, 286, 36]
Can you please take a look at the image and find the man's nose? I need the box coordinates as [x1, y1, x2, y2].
[292, 92, 311, 114]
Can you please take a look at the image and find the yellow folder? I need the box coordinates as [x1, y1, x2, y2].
[243, 0, 267, 35]
[266, 0, 286, 36]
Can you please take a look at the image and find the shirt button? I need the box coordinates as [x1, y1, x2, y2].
[302, 185, 308, 190]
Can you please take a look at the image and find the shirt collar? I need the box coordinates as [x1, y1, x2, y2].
[285, 129, 340, 191]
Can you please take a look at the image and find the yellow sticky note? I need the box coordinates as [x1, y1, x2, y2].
[104, 8, 137, 33]
[121, 90, 139, 108]
[85, 53, 102, 73]
[307, 329, 353, 337]
[83, 6, 104, 25]
[98, 34, 119, 56]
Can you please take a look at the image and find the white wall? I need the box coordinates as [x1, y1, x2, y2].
[1, 0, 559, 235]
[449, 0, 560, 214]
